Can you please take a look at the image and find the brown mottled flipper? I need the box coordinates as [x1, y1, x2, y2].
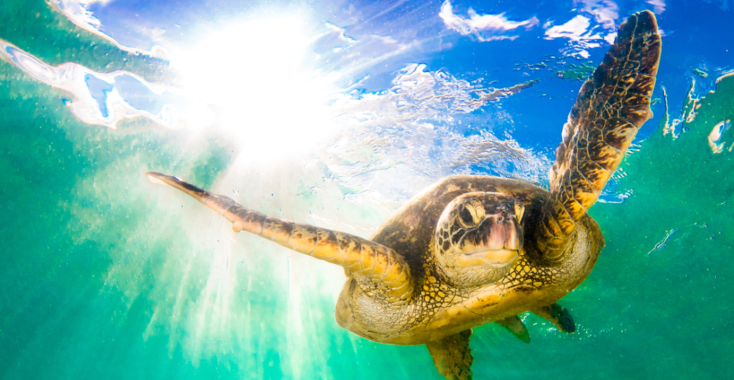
[495, 315, 530, 343]
[532, 304, 576, 333]
[426, 329, 474, 380]
[145, 171, 413, 304]
[537, 11, 661, 261]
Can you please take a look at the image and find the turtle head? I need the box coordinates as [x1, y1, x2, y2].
[434, 192, 525, 288]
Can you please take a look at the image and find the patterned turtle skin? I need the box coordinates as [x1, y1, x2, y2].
[333, 176, 602, 345]
[145, 11, 660, 380]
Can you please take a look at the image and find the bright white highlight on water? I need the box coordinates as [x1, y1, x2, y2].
[0, 38, 210, 129]
[439, 0, 539, 41]
[172, 15, 339, 159]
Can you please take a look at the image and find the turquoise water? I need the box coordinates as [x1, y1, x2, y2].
[1, 1, 733, 379]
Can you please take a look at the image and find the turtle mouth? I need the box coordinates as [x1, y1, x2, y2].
[455, 249, 518, 268]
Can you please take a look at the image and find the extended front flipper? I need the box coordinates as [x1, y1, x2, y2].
[537, 10, 662, 261]
[532, 303, 575, 333]
[145, 171, 414, 304]
[495, 315, 530, 343]
[426, 329, 474, 380]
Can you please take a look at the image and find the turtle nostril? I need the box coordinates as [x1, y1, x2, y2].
[484, 218, 522, 251]
[504, 224, 522, 250]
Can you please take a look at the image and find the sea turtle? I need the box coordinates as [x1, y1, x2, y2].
[145, 11, 660, 380]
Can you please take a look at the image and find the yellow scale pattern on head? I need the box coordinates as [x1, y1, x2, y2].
[435, 206, 566, 291]
[501, 251, 568, 289]
[436, 224, 453, 254]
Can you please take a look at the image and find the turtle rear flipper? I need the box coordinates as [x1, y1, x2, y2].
[145, 171, 414, 304]
[537, 10, 661, 261]
[532, 303, 575, 333]
[495, 315, 530, 343]
[426, 329, 474, 380]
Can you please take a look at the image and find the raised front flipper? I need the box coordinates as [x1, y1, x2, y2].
[537, 10, 661, 261]
[532, 303, 575, 333]
[426, 329, 473, 380]
[495, 315, 530, 343]
[145, 171, 414, 304]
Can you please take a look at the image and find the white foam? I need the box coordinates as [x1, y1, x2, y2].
[0, 39, 213, 130]
[439, 0, 539, 42]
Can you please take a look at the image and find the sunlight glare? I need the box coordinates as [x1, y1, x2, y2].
[174, 14, 338, 159]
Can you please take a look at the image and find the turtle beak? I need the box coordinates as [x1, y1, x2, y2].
[455, 213, 523, 268]
[455, 248, 518, 267]
[485, 213, 523, 252]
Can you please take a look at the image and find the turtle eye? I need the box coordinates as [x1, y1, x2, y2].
[514, 202, 525, 223]
[458, 204, 475, 227]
